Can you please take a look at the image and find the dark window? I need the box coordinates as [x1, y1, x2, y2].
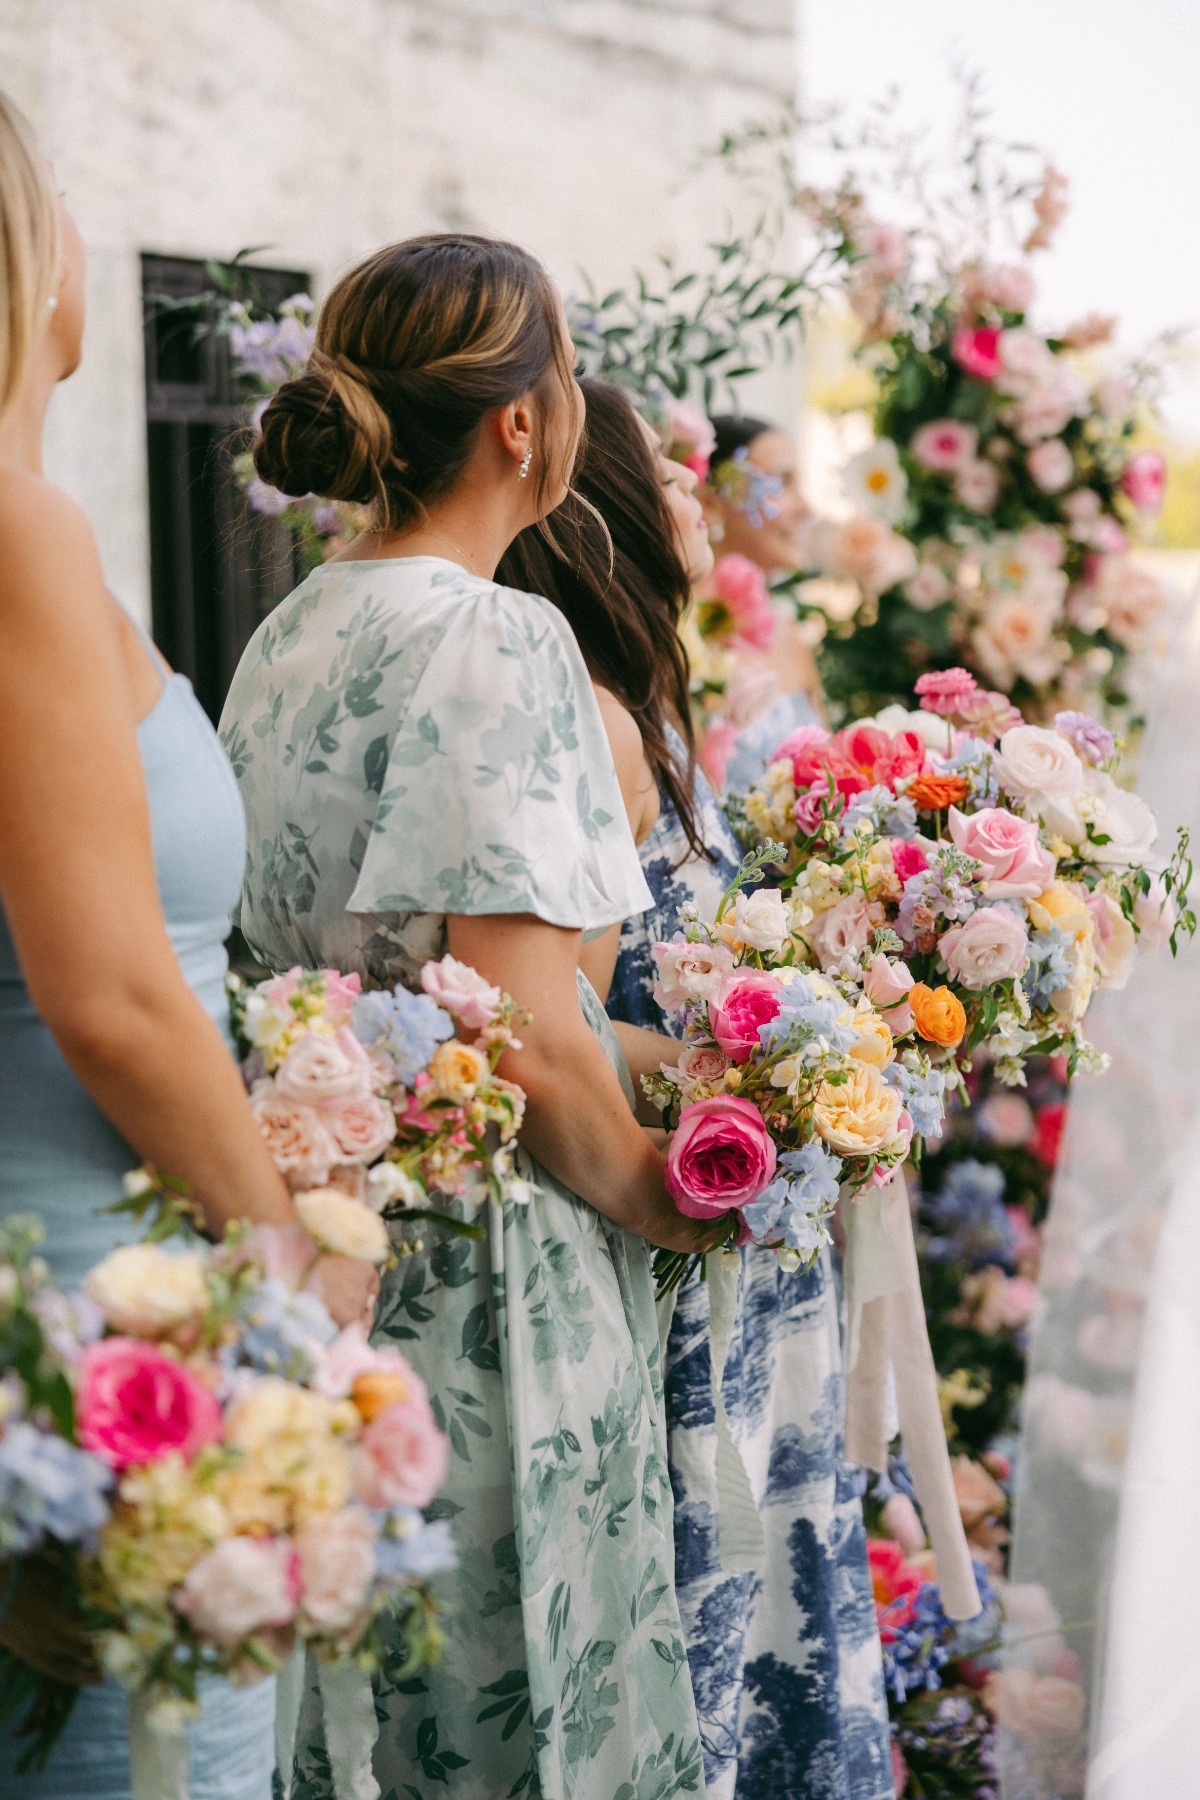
[142, 254, 309, 723]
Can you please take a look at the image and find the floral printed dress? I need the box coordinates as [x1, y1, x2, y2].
[220, 558, 704, 1800]
[607, 736, 893, 1800]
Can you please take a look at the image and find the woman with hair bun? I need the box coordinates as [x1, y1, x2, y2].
[0, 91, 381, 1799]
[220, 234, 707, 1799]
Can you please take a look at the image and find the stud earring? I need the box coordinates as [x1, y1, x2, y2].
[518, 448, 532, 480]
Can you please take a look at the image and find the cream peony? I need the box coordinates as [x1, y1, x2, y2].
[294, 1189, 391, 1264]
[85, 1244, 209, 1338]
[992, 724, 1084, 802]
[813, 1061, 904, 1157]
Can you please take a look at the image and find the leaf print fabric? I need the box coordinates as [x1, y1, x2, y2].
[219, 557, 697, 1800]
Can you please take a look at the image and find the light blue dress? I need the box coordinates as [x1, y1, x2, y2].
[0, 657, 276, 1799]
[219, 557, 705, 1800]
[607, 730, 893, 1800]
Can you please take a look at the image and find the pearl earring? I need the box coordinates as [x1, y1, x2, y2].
[518, 448, 532, 480]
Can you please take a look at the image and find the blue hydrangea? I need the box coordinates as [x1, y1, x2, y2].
[1022, 926, 1074, 1008]
[881, 1561, 998, 1704]
[842, 784, 919, 842]
[373, 1511, 458, 1580]
[887, 1063, 949, 1139]
[236, 1277, 339, 1381]
[742, 1142, 843, 1250]
[923, 1159, 1015, 1267]
[757, 979, 858, 1057]
[0, 1420, 112, 1553]
[943, 736, 1000, 808]
[352, 988, 454, 1086]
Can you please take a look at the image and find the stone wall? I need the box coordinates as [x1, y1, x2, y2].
[2, 0, 798, 622]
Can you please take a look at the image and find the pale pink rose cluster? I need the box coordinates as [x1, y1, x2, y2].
[251, 1025, 396, 1193]
[809, 514, 918, 599]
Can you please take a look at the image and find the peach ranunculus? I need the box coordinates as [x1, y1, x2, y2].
[906, 772, 970, 811]
[294, 1505, 377, 1635]
[813, 1061, 904, 1157]
[250, 1091, 339, 1189]
[939, 906, 1029, 989]
[972, 592, 1066, 691]
[426, 1039, 489, 1103]
[908, 983, 966, 1048]
[948, 806, 1056, 900]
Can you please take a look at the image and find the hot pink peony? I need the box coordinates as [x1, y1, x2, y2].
[948, 806, 1056, 900]
[173, 1536, 299, 1647]
[910, 419, 979, 473]
[951, 325, 1003, 381]
[420, 955, 502, 1031]
[708, 971, 783, 1063]
[76, 1338, 224, 1471]
[353, 1394, 449, 1510]
[664, 1095, 777, 1218]
[890, 839, 929, 884]
[914, 667, 980, 718]
[1121, 448, 1166, 515]
[707, 554, 776, 651]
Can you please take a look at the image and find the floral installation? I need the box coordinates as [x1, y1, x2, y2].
[733, 668, 1192, 1089]
[0, 1209, 454, 1770]
[230, 958, 532, 1259]
[643, 846, 945, 1292]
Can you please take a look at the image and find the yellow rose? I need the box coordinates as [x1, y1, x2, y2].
[294, 1189, 390, 1263]
[427, 1039, 489, 1103]
[849, 1002, 895, 1069]
[85, 1244, 209, 1338]
[813, 1061, 904, 1157]
[1026, 882, 1092, 941]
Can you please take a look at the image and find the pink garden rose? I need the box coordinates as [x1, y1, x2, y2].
[954, 459, 1002, 512]
[420, 955, 501, 1031]
[707, 971, 783, 1062]
[314, 1323, 423, 1400]
[664, 1095, 777, 1219]
[275, 1029, 373, 1106]
[772, 724, 831, 778]
[667, 1044, 730, 1091]
[910, 419, 978, 473]
[808, 892, 878, 973]
[1121, 448, 1166, 515]
[951, 325, 1003, 381]
[325, 1092, 397, 1163]
[76, 1338, 224, 1471]
[708, 554, 776, 651]
[652, 938, 736, 1011]
[914, 666, 980, 718]
[249, 1091, 338, 1189]
[173, 1536, 299, 1647]
[294, 1506, 377, 1635]
[890, 839, 929, 884]
[948, 806, 1056, 900]
[353, 1394, 449, 1510]
[1026, 439, 1075, 494]
[939, 906, 1030, 989]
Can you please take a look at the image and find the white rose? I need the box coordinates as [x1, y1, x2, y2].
[364, 1163, 426, 1213]
[993, 725, 1084, 802]
[84, 1244, 209, 1337]
[868, 704, 950, 752]
[716, 889, 790, 955]
[294, 1189, 391, 1264]
[1052, 770, 1157, 868]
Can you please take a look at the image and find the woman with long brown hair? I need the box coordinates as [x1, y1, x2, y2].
[502, 381, 894, 1800]
[220, 236, 707, 1799]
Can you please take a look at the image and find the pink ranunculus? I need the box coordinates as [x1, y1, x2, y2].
[314, 1323, 424, 1400]
[910, 419, 979, 473]
[914, 666, 980, 718]
[708, 554, 776, 651]
[793, 783, 836, 837]
[890, 839, 929, 884]
[952, 325, 1003, 381]
[808, 892, 877, 973]
[1027, 439, 1075, 494]
[353, 1395, 449, 1510]
[250, 1090, 339, 1189]
[326, 1092, 397, 1163]
[275, 1030, 372, 1106]
[320, 971, 363, 1029]
[665, 1095, 777, 1218]
[708, 971, 783, 1063]
[420, 955, 502, 1031]
[948, 806, 1056, 900]
[772, 724, 831, 780]
[939, 906, 1030, 989]
[652, 938, 736, 1011]
[173, 1536, 299, 1648]
[294, 1506, 377, 1635]
[1121, 448, 1167, 515]
[76, 1338, 224, 1471]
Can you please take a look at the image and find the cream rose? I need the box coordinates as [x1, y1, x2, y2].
[294, 1506, 377, 1635]
[85, 1244, 209, 1338]
[426, 1040, 489, 1103]
[275, 1031, 371, 1106]
[716, 888, 790, 956]
[294, 1189, 391, 1264]
[813, 1061, 904, 1157]
[993, 724, 1084, 802]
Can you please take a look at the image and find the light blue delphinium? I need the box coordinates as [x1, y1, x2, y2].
[757, 981, 858, 1057]
[1022, 926, 1074, 1009]
[743, 1142, 843, 1249]
[887, 1063, 949, 1139]
[236, 1277, 339, 1382]
[0, 1421, 112, 1553]
[352, 988, 454, 1086]
[373, 1510, 458, 1580]
[842, 784, 919, 842]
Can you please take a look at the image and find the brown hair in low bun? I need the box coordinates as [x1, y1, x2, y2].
[254, 233, 576, 526]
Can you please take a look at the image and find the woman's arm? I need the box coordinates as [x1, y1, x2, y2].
[0, 480, 376, 1322]
[446, 912, 703, 1252]
[609, 1019, 680, 1126]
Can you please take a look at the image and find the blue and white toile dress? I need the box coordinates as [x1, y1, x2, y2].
[607, 731, 893, 1800]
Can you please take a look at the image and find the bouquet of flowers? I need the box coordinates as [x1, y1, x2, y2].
[0, 1209, 453, 1771]
[679, 553, 785, 788]
[734, 667, 1192, 1089]
[231, 956, 531, 1264]
[644, 848, 947, 1290]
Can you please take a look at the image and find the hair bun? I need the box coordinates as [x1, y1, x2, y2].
[253, 352, 397, 504]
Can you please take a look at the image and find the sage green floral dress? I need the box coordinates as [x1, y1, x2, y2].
[220, 558, 704, 1800]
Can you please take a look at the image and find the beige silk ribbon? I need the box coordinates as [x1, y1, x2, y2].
[843, 1171, 981, 1622]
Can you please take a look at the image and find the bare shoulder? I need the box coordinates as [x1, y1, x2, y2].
[592, 683, 658, 841]
[0, 474, 109, 645]
[592, 683, 643, 761]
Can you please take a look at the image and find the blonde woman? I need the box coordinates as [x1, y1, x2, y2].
[0, 93, 378, 1798]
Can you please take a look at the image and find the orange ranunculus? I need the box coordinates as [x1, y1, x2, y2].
[907, 772, 971, 810]
[350, 1369, 412, 1423]
[908, 982, 967, 1047]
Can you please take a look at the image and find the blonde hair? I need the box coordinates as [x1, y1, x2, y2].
[0, 94, 59, 423]
[255, 233, 577, 528]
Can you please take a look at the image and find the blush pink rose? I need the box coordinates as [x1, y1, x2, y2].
[260, 967, 303, 1007]
[665, 1095, 777, 1218]
[652, 938, 736, 1011]
[910, 419, 978, 472]
[321, 970, 363, 1028]
[948, 806, 1056, 900]
[1026, 439, 1075, 494]
[249, 1090, 339, 1188]
[326, 1092, 397, 1162]
[275, 1030, 373, 1106]
[294, 1506, 377, 1634]
[670, 1044, 730, 1088]
[76, 1338, 224, 1471]
[314, 1323, 423, 1400]
[708, 971, 783, 1062]
[952, 325, 1003, 381]
[808, 892, 877, 972]
[939, 906, 1029, 989]
[353, 1395, 450, 1510]
[891, 839, 929, 884]
[1121, 448, 1166, 515]
[420, 955, 502, 1030]
[173, 1536, 299, 1647]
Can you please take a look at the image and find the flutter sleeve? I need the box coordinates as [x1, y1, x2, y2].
[347, 580, 653, 930]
